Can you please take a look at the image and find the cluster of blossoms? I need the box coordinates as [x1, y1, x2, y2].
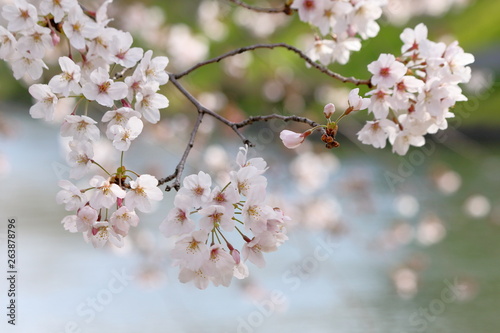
[357, 23, 474, 155]
[159, 147, 289, 289]
[0, 0, 171, 245]
[280, 23, 473, 156]
[292, 0, 387, 65]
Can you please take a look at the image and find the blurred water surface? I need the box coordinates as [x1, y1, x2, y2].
[0, 108, 499, 333]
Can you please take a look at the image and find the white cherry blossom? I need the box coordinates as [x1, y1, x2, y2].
[179, 171, 212, 208]
[89, 175, 126, 209]
[199, 204, 234, 232]
[61, 115, 100, 142]
[0, 26, 17, 60]
[171, 230, 210, 270]
[49, 56, 82, 97]
[109, 31, 144, 68]
[125, 174, 163, 212]
[368, 53, 407, 88]
[56, 180, 87, 211]
[66, 140, 94, 179]
[82, 67, 128, 107]
[109, 206, 139, 237]
[39, 0, 77, 23]
[28, 84, 58, 121]
[109, 116, 143, 151]
[160, 194, 196, 238]
[1, 0, 37, 32]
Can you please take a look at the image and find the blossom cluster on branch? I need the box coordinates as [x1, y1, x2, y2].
[0, 0, 474, 289]
[160, 147, 289, 289]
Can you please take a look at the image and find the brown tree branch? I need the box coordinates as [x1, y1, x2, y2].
[160, 75, 325, 190]
[173, 43, 372, 88]
[226, 0, 293, 14]
[158, 110, 205, 191]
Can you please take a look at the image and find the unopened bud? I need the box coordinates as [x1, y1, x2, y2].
[231, 249, 241, 265]
[51, 31, 60, 46]
[323, 103, 336, 119]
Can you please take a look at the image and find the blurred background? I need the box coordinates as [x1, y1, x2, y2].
[0, 0, 499, 332]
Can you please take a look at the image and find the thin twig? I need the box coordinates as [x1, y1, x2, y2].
[161, 41, 367, 190]
[226, 0, 293, 14]
[233, 114, 323, 129]
[174, 43, 372, 88]
[158, 111, 205, 191]
[161, 75, 325, 190]
[168, 76, 250, 143]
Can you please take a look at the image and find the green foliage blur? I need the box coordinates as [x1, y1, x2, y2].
[0, 0, 498, 129]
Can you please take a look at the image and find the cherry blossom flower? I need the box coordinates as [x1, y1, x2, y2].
[307, 39, 336, 66]
[208, 184, 240, 212]
[109, 206, 139, 237]
[348, 88, 371, 112]
[199, 204, 234, 232]
[109, 31, 144, 68]
[331, 36, 362, 65]
[86, 221, 123, 248]
[0, 26, 17, 60]
[102, 107, 142, 138]
[62, 5, 100, 50]
[1, 0, 37, 32]
[230, 165, 267, 197]
[82, 67, 128, 107]
[357, 119, 397, 149]
[39, 0, 77, 23]
[48, 56, 82, 97]
[16, 25, 52, 59]
[241, 186, 274, 234]
[315, 1, 352, 36]
[60, 115, 100, 142]
[160, 194, 196, 237]
[368, 54, 407, 88]
[242, 237, 266, 268]
[171, 230, 210, 270]
[279, 130, 307, 149]
[178, 171, 212, 208]
[291, 0, 324, 24]
[109, 116, 143, 151]
[10, 49, 47, 80]
[56, 180, 87, 211]
[125, 174, 163, 212]
[139, 50, 170, 85]
[28, 84, 58, 121]
[206, 245, 236, 287]
[76, 205, 98, 232]
[178, 266, 211, 290]
[367, 88, 393, 119]
[66, 140, 94, 179]
[61, 215, 78, 233]
[400, 23, 428, 54]
[134, 84, 169, 124]
[349, 0, 384, 39]
[235, 145, 267, 172]
[89, 175, 126, 209]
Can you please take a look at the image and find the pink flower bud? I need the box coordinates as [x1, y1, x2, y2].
[51, 31, 60, 47]
[323, 103, 336, 118]
[279, 130, 307, 149]
[231, 249, 241, 265]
